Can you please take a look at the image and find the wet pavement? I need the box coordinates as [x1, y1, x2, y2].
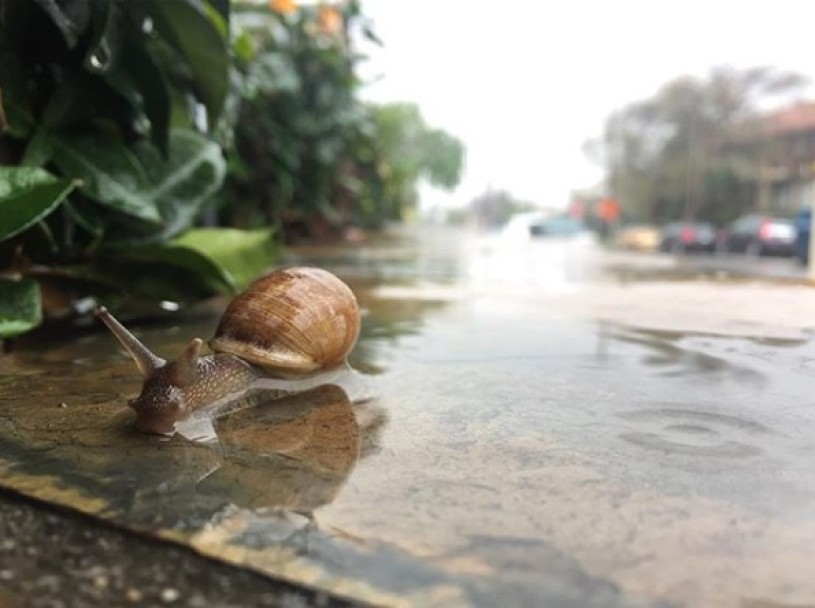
[0, 487, 353, 608]
[1, 226, 814, 607]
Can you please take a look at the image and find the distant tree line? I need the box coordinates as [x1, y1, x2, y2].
[447, 189, 538, 228]
[585, 66, 808, 226]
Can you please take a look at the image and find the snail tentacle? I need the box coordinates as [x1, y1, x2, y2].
[171, 338, 203, 387]
[95, 307, 165, 378]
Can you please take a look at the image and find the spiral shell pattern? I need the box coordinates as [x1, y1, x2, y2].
[209, 267, 360, 377]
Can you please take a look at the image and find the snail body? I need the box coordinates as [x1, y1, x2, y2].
[96, 267, 361, 435]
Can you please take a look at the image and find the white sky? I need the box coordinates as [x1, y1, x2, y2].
[358, 0, 815, 211]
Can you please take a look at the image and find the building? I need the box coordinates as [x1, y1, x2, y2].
[728, 102, 815, 215]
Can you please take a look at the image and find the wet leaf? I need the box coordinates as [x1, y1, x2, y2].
[0, 279, 41, 338]
[63, 200, 104, 238]
[143, 0, 229, 125]
[119, 39, 171, 154]
[116, 243, 232, 295]
[100, 260, 222, 302]
[171, 228, 280, 290]
[53, 130, 225, 240]
[115, 228, 279, 295]
[0, 167, 79, 241]
[39, 68, 131, 132]
[83, 0, 122, 75]
[21, 127, 55, 168]
[0, 89, 6, 132]
[0, 56, 34, 138]
[48, 228, 277, 304]
[51, 134, 160, 224]
[31, 0, 90, 49]
[135, 130, 226, 240]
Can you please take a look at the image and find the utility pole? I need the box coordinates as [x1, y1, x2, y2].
[809, 197, 815, 281]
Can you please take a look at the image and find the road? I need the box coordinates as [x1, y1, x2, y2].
[623, 247, 809, 282]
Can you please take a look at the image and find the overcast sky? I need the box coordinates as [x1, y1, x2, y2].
[358, 0, 815, 210]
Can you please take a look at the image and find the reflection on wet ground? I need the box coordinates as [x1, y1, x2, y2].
[1, 226, 815, 607]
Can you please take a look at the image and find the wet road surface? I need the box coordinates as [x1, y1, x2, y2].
[0, 226, 814, 607]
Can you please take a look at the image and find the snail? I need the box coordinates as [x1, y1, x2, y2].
[96, 267, 361, 437]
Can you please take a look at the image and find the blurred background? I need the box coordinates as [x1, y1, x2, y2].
[2, 0, 815, 337]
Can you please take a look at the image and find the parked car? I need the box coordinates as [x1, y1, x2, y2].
[616, 224, 661, 252]
[794, 208, 811, 264]
[717, 215, 797, 257]
[659, 221, 717, 254]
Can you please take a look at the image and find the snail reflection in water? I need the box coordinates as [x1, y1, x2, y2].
[96, 267, 363, 438]
[118, 384, 387, 518]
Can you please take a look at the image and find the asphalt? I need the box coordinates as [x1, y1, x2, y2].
[0, 488, 358, 608]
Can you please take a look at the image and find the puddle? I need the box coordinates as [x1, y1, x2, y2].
[617, 408, 770, 459]
[1, 227, 815, 607]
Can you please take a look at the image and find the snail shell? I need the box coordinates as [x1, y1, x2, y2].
[208, 267, 360, 377]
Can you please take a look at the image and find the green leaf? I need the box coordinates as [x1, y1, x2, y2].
[51, 134, 161, 224]
[31, 0, 90, 49]
[21, 127, 55, 167]
[202, 2, 228, 39]
[233, 31, 256, 63]
[119, 38, 171, 154]
[0, 89, 6, 132]
[206, 0, 230, 25]
[83, 0, 122, 75]
[45, 260, 215, 303]
[132, 129, 226, 240]
[144, 0, 229, 125]
[39, 69, 132, 131]
[0, 167, 79, 241]
[63, 200, 104, 238]
[111, 228, 279, 298]
[0, 56, 34, 138]
[53, 129, 224, 240]
[171, 227, 279, 290]
[0, 279, 42, 339]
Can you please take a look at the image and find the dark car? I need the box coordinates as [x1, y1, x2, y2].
[794, 208, 811, 264]
[717, 214, 797, 257]
[659, 221, 717, 254]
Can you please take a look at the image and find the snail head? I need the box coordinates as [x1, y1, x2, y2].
[95, 307, 203, 434]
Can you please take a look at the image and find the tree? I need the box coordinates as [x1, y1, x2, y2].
[590, 66, 808, 224]
[467, 189, 536, 228]
[220, 10, 465, 237]
[364, 102, 465, 221]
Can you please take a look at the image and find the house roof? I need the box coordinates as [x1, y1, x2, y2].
[763, 102, 815, 135]
[728, 101, 815, 145]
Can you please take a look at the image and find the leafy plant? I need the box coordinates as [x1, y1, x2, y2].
[358, 102, 465, 226]
[0, 278, 40, 339]
[221, 2, 464, 237]
[0, 0, 278, 338]
[220, 1, 373, 235]
[0, 0, 466, 341]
